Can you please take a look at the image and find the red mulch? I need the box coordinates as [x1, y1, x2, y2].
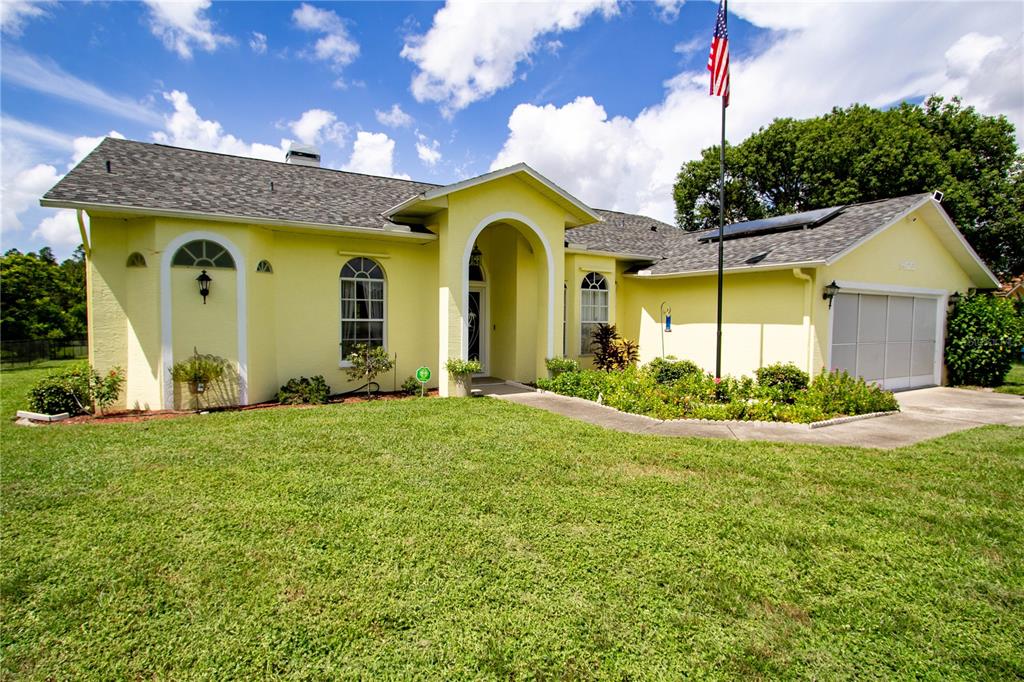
[30, 389, 439, 426]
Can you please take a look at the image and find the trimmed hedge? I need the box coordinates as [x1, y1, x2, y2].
[945, 293, 1024, 387]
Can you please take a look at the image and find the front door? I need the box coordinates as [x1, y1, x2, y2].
[468, 286, 487, 375]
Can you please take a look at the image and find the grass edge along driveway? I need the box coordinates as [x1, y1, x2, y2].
[2, 363, 1023, 679]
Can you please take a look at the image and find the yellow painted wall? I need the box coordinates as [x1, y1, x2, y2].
[620, 268, 809, 377]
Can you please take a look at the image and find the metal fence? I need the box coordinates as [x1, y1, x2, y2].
[0, 338, 88, 368]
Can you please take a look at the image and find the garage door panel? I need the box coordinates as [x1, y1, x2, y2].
[831, 292, 940, 390]
[887, 297, 913, 342]
[885, 341, 911, 380]
[911, 341, 935, 376]
[832, 294, 858, 344]
[858, 343, 886, 381]
[913, 299, 937, 342]
[858, 295, 887, 343]
[832, 344, 857, 374]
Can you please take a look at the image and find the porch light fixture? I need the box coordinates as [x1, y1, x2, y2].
[469, 244, 483, 267]
[948, 291, 962, 307]
[196, 269, 212, 304]
[822, 280, 840, 308]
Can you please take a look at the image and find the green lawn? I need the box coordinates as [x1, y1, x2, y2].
[2, 363, 1023, 679]
[995, 361, 1024, 395]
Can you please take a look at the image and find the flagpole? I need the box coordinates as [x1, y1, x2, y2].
[715, 93, 725, 379]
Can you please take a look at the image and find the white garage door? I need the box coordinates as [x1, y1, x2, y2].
[830, 293, 940, 390]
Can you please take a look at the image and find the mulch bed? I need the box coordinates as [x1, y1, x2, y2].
[28, 389, 440, 426]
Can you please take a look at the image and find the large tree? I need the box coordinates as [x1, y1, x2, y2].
[1, 246, 86, 340]
[673, 97, 1023, 278]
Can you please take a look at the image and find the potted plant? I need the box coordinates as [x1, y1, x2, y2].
[445, 358, 481, 397]
[169, 349, 228, 410]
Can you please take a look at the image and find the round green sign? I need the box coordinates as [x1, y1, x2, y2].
[415, 366, 431, 383]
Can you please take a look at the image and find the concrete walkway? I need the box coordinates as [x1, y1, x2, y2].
[476, 381, 1024, 449]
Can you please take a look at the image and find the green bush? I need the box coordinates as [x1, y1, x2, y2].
[26, 362, 126, 416]
[445, 358, 482, 379]
[545, 357, 580, 377]
[169, 351, 228, 387]
[945, 293, 1024, 387]
[797, 370, 899, 416]
[755, 363, 809, 403]
[278, 376, 330, 404]
[26, 362, 91, 415]
[644, 356, 702, 384]
[401, 376, 422, 396]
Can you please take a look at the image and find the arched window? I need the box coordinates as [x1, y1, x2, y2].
[126, 252, 147, 267]
[340, 257, 385, 358]
[171, 239, 235, 269]
[580, 272, 609, 354]
[256, 260, 273, 273]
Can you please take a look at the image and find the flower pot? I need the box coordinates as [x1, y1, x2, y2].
[450, 374, 472, 397]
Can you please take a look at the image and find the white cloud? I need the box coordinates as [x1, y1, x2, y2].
[32, 210, 81, 248]
[287, 109, 347, 146]
[415, 132, 442, 167]
[653, 0, 685, 22]
[375, 104, 413, 128]
[249, 31, 267, 55]
[491, 3, 1024, 223]
[2, 163, 60, 233]
[292, 2, 359, 79]
[152, 90, 291, 161]
[0, 50, 161, 125]
[401, 0, 619, 115]
[344, 131, 410, 179]
[71, 131, 125, 166]
[1, 116, 74, 150]
[142, 0, 232, 59]
[0, 0, 54, 36]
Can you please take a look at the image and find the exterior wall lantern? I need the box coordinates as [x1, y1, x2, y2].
[196, 269, 212, 304]
[822, 280, 840, 308]
[948, 291, 962, 307]
[469, 244, 483, 267]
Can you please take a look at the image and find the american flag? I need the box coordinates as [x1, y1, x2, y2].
[707, 0, 729, 106]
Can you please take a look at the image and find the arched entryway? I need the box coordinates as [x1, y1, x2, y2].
[459, 212, 555, 383]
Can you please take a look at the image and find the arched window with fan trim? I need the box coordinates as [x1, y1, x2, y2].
[580, 272, 609, 354]
[340, 257, 386, 359]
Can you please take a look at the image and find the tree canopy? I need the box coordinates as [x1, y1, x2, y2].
[673, 96, 1022, 278]
[1, 246, 87, 340]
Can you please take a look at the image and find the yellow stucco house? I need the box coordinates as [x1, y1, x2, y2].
[42, 138, 999, 410]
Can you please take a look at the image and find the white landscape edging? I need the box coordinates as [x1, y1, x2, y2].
[533, 390, 900, 430]
[15, 410, 70, 423]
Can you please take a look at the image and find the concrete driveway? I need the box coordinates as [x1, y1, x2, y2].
[479, 381, 1024, 449]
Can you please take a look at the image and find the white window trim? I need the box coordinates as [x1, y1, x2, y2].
[580, 272, 609, 356]
[339, 258, 387, 368]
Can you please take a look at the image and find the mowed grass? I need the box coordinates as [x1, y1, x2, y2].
[995, 361, 1024, 395]
[2, 363, 1023, 679]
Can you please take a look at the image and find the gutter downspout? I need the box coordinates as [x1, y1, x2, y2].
[792, 268, 814, 375]
[76, 209, 95, 366]
[77, 209, 91, 256]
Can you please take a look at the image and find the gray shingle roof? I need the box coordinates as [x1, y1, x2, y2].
[571, 194, 931, 275]
[43, 137, 441, 229]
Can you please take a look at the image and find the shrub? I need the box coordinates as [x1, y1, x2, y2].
[945, 293, 1024, 387]
[346, 344, 395, 398]
[545, 357, 580, 377]
[26, 362, 125, 416]
[26, 362, 92, 415]
[445, 358, 482, 381]
[644, 356, 702, 384]
[591, 324, 640, 371]
[755, 363, 810, 403]
[797, 370, 899, 417]
[401, 375, 422, 396]
[169, 350, 228, 387]
[278, 376, 330, 404]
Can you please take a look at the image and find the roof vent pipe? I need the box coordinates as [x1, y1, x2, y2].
[286, 144, 321, 167]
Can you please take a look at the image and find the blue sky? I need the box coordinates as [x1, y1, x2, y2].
[2, 0, 1021, 258]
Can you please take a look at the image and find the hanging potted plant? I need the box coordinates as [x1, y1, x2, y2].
[169, 349, 228, 409]
[445, 358, 482, 397]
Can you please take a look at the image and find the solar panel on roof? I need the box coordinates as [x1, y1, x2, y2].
[698, 205, 844, 242]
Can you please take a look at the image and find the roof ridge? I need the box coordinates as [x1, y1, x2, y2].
[104, 137, 444, 188]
